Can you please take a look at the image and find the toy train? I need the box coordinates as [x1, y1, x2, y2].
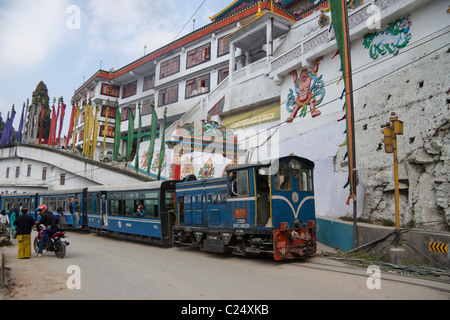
[0, 156, 317, 261]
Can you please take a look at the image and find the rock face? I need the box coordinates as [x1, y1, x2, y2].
[355, 49, 449, 231]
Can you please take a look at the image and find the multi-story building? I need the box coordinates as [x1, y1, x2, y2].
[71, 1, 295, 172]
[72, 0, 450, 230]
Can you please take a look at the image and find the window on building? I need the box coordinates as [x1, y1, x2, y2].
[6, 167, 10, 179]
[42, 167, 47, 181]
[158, 84, 178, 107]
[142, 98, 154, 116]
[101, 83, 120, 97]
[100, 125, 115, 138]
[218, 36, 230, 57]
[143, 74, 156, 91]
[218, 67, 229, 84]
[101, 105, 116, 118]
[121, 104, 136, 121]
[15, 166, 20, 178]
[186, 74, 210, 98]
[187, 43, 210, 68]
[60, 174, 65, 186]
[122, 81, 137, 98]
[27, 165, 32, 177]
[160, 56, 180, 79]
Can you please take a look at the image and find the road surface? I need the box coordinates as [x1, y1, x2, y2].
[1, 231, 449, 300]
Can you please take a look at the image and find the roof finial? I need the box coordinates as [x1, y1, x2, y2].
[256, 2, 262, 18]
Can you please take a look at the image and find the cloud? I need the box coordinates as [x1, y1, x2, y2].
[82, 0, 185, 69]
[0, 0, 70, 73]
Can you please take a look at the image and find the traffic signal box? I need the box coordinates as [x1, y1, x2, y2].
[380, 113, 403, 153]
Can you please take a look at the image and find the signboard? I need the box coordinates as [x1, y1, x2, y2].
[429, 242, 448, 253]
[223, 104, 280, 130]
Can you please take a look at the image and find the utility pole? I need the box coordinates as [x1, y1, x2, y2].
[380, 112, 403, 246]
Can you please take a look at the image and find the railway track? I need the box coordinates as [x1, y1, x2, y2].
[293, 257, 450, 294]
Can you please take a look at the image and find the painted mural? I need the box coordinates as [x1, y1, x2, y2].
[363, 16, 412, 59]
[286, 56, 325, 122]
[167, 120, 246, 180]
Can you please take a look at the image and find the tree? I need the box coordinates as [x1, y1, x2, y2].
[29, 81, 51, 139]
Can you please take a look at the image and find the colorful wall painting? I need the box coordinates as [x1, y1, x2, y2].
[363, 16, 412, 59]
[167, 120, 245, 180]
[286, 57, 325, 122]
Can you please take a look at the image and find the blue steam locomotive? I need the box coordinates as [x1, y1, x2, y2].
[0, 155, 317, 261]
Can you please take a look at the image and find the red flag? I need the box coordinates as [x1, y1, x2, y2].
[48, 104, 57, 146]
[54, 102, 61, 145]
[58, 98, 66, 144]
[65, 102, 76, 150]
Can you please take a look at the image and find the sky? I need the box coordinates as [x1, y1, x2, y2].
[0, 0, 234, 136]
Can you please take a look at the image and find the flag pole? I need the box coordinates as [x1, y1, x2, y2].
[331, 0, 358, 247]
[341, 0, 358, 248]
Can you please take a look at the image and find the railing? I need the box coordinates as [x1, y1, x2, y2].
[270, 0, 395, 72]
[168, 56, 272, 137]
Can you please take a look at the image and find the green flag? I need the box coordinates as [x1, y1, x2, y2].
[113, 100, 121, 161]
[157, 108, 167, 180]
[135, 102, 142, 173]
[126, 103, 135, 161]
[147, 99, 158, 175]
[330, 0, 356, 204]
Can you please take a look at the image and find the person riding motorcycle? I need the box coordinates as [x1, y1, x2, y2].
[35, 205, 60, 257]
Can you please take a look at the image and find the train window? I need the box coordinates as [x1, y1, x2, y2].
[125, 200, 135, 216]
[299, 170, 313, 191]
[229, 170, 250, 197]
[143, 199, 158, 218]
[124, 192, 138, 199]
[109, 199, 121, 216]
[88, 194, 95, 214]
[49, 197, 57, 212]
[142, 191, 158, 199]
[274, 162, 291, 191]
[165, 191, 176, 208]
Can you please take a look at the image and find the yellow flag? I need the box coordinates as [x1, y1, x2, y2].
[90, 105, 99, 159]
[102, 105, 109, 157]
[83, 102, 93, 156]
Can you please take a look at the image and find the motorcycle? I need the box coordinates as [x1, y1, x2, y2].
[33, 225, 70, 258]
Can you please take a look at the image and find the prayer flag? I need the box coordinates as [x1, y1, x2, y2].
[147, 100, 158, 175]
[157, 108, 167, 180]
[330, 0, 356, 204]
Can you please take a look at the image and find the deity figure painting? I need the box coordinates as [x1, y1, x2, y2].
[286, 57, 325, 122]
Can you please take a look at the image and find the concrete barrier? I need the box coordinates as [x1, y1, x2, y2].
[316, 216, 449, 269]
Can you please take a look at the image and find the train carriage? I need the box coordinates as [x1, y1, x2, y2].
[36, 189, 87, 228]
[173, 155, 317, 260]
[86, 180, 179, 245]
[0, 193, 38, 220]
